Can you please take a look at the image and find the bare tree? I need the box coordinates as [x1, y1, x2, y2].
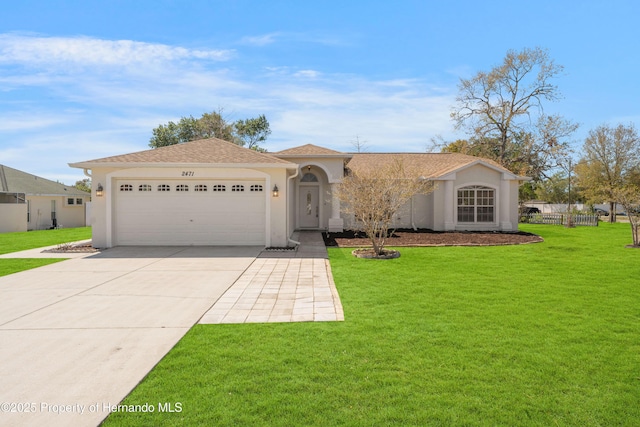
[451, 47, 577, 181]
[575, 123, 640, 223]
[350, 135, 368, 153]
[337, 160, 435, 257]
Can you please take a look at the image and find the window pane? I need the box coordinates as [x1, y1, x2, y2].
[477, 207, 494, 222]
[457, 186, 494, 223]
[458, 206, 474, 222]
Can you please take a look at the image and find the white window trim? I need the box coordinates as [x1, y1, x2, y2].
[65, 197, 84, 206]
[454, 183, 499, 229]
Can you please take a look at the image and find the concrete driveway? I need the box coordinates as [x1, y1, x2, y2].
[0, 246, 260, 427]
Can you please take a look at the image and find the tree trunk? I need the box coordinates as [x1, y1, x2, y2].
[631, 218, 640, 246]
[609, 201, 616, 223]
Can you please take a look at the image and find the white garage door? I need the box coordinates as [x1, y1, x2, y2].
[114, 180, 266, 246]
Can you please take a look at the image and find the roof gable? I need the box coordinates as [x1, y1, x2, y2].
[346, 153, 517, 179]
[70, 138, 295, 168]
[0, 164, 89, 196]
[274, 144, 349, 157]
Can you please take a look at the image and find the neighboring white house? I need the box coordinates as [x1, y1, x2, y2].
[0, 164, 90, 233]
[69, 138, 528, 248]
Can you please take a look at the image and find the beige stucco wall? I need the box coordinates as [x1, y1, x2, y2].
[284, 159, 340, 231]
[26, 195, 87, 230]
[0, 204, 28, 233]
[256, 167, 289, 247]
[284, 157, 345, 183]
[440, 163, 520, 232]
[341, 163, 521, 233]
[430, 184, 447, 230]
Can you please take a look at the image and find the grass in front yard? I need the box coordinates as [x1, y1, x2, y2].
[0, 227, 90, 276]
[104, 223, 639, 426]
[0, 258, 64, 277]
[0, 227, 91, 255]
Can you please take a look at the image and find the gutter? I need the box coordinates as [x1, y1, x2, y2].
[287, 167, 301, 247]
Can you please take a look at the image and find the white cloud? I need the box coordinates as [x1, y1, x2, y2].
[239, 33, 281, 46]
[0, 34, 234, 68]
[238, 31, 354, 48]
[294, 70, 321, 79]
[0, 111, 71, 132]
[0, 33, 462, 181]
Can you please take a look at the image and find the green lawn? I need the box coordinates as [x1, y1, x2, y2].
[0, 227, 91, 276]
[0, 227, 91, 255]
[104, 223, 639, 426]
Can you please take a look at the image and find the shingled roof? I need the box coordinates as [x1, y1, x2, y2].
[274, 144, 350, 157]
[346, 153, 514, 179]
[70, 138, 296, 168]
[0, 164, 89, 196]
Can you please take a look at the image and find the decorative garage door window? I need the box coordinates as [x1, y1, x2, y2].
[212, 184, 226, 192]
[120, 184, 133, 192]
[194, 184, 207, 192]
[232, 184, 245, 192]
[139, 184, 152, 192]
[457, 186, 494, 223]
[176, 184, 189, 192]
[250, 184, 263, 192]
[157, 184, 171, 192]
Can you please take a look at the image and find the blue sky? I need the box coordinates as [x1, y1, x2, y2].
[1, 0, 639, 184]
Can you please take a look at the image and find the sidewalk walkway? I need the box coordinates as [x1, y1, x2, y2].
[199, 231, 344, 324]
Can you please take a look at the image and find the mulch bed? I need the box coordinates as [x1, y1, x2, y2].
[323, 229, 543, 247]
[43, 243, 100, 253]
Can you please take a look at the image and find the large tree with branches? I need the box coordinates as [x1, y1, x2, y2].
[450, 47, 577, 181]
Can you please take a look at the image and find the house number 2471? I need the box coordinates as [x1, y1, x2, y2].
[181, 171, 195, 176]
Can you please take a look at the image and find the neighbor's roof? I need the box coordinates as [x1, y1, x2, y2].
[0, 164, 89, 196]
[273, 144, 351, 158]
[346, 153, 519, 179]
[70, 138, 296, 168]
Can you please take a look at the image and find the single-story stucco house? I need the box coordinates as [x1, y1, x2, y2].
[0, 164, 90, 233]
[69, 138, 528, 248]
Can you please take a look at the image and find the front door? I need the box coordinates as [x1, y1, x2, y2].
[299, 186, 319, 228]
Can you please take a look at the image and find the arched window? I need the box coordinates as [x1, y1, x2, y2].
[457, 186, 495, 223]
[301, 173, 318, 182]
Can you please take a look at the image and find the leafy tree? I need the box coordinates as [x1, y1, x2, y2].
[575, 123, 640, 223]
[234, 114, 271, 151]
[337, 160, 435, 257]
[532, 171, 585, 204]
[74, 178, 91, 193]
[450, 47, 578, 181]
[149, 109, 269, 151]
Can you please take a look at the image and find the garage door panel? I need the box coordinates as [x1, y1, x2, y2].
[115, 180, 266, 246]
